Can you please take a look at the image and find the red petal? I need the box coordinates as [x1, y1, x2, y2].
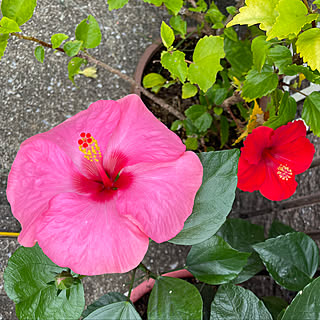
[271, 120, 306, 146]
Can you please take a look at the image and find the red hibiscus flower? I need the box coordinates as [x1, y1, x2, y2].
[237, 120, 315, 201]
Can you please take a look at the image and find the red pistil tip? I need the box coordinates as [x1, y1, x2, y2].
[80, 132, 86, 138]
[87, 138, 92, 143]
[86, 133, 91, 138]
[78, 139, 83, 145]
[83, 142, 88, 148]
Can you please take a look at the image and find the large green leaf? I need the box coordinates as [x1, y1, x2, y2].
[186, 235, 250, 285]
[148, 277, 202, 320]
[251, 35, 271, 72]
[84, 301, 141, 319]
[0, 16, 21, 33]
[107, 0, 129, 10]
[185, 105, 212, 132]
[302, 91, 320, 136]
[217, 218, 265, 283]
[282, 277, 320, 319]
[0, 34, 9, 60]
[210, 284, 273, 320]
[242, 65, 279, 102]
[262, 296, 288, 320]
[1, 0, 37, 26]
[253, 232, 319, 291]
[268, 45, 292, 74]
[4, 244, 85, 320]
[161, 50, 188, 83]
[188, 36, 225, 92]
[75, 15, 101, 49]
[268, 220, 295, 239]
[170, 150, 239, 245]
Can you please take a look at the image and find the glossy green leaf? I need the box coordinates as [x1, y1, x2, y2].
[242, 65, 278, 102]
[171, 120, 183, 131]
[107, 0, 129, 10]
[75, 15, 101, 49]
[161, 50, 188, 82]
[51, 33, 69, 49]
[268, 220, 295, 239]
[0, 34, 9, 60]
[0, 17, 21, 33]
[268, 45, 292, 74]
[188, 36, 225, 92]
[34, 46, 44, 63]
[185, 105, 212, 132]
[253, 232, 319, 291]
[251, 36, 271, 71]
[4, 244, 85, 320]
[68, 57, 87, 85]
[182, 83, 198, 99]
[148, 277, 202, 320]
[170, 150, 239, 245]
[161, 21, 174, 48]
[64, 40, 83, 57]
[84, 301, 141, 319]
[262, 296, 288, 320]
[185, 137, 198, 150]
[210, 284, 273, 320]
[170, 15, 186, 37]
[143, 73, 166, 89]
[163, 0, 183, 16]
[186, 235, 250, 285]
[1, 0, 37, 26]
[302, 91, 320, 136]
[282, 277, 320, 319]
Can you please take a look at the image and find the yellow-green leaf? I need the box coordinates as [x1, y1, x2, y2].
[182, 83, 198, 99]
[0, 17, 21, 33]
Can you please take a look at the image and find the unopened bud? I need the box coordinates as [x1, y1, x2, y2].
[79, 67, 98, 79]
[55, 271, 74, 290]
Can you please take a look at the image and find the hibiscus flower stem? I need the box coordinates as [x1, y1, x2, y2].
[127, 267, 137, 302]
[138, 262, 158, 280]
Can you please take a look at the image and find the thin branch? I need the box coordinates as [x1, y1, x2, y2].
[10, 33, 185, 120]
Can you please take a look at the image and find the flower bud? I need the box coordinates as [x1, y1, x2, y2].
[55, 271, 74, 290]
[79, 67, 98, 78]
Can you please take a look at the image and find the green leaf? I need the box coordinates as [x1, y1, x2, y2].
[107, 0, 129, 10]
[184, 118, 198, 135]
[268, 220, 295, 238]
[186, 235, 250, 285]
[242, 65, 279, 102]
[205, 85, 228, 106]
[182, 83, 198, 99]
[34, 46, 44, 63]
[82, 293, 127, 318]
[171, 120, 183, 131]
[161, 50, 188, 82]
[217, 218, 265, 284]
[51, 33, 68, 49]
[143, 0, 163, 6]
[302, 91, 320, 136]
[283, 64, 320, 84]
[163, 0, 183, 16]
[268, 45, 292, 74]
[185, 137, 198, 150]
[170, 150, 240, 245]
[189, 0, 207, 12]
[281, 277, 320, 320]
[296, 28, 320, 71]
[84, 301, 141, 319]
[214, 107, 223, 115]
[1, 0, 37, 26]
[75, 15, 101, 49]
[251, 36, 271, 72]
[143, 73, 166, 89]
[253, 232, 319, 291]
[68, 57, 87, 85]
[224, 27, 238, 42]
[262, 296, 288, 320]
[4, 244, 85, 320]
[170, 15, 186, 38]
[148, 277, 202, 320]
[210, 284, 273, 320]
[161, 21, 175, 49]
[267, 0, 317, 40]
[264, 91, 297, 129]
[226, 6, 237, 16]
[219, 115, 229, 148]
[188, 36, 225, 92]
[185, 104, 212, 132]
[0, 34, 9, 60]
[64, 40, 83, 57]
[314, 0, 320, 9]
[0, 17, 21, 33]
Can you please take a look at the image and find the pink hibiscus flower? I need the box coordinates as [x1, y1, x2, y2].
[7, 95, 203, 275]
[237, 120, 315, 201]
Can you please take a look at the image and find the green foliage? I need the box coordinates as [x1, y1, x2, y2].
[4, 244, 85, 320]
[143, 73, 166, 90]
[170, 150, 239, 245]
[302, 91, 320, 136]
[0, 34, 9, 60]
[217, 219, 265, 284]
[188, 36, 225, 92]
[1, 0, 37, 26]
[185, 104, 212, 132]
[186, 235, 250, 285]
[251, 36, 271, 72]
[148, 277, 202, 320]
[160, 21, 174, 49]
[163, 0, 183, 16]
[170, 120, 183, 131]
[107, 0, 129, 10]
[185, 137, 199, 150]
[219, 115, 229, 148]
[75, 15, 102, 49]
[205, 84, 229, 106]
[224, 27, 238, 42]
[242, 65, 278, 101]
[51, 33, 69, 49]
[68, 57, 87, 84]
[314, 0, 320, 9]
[210, 284, 273, 320]
[189, 0, 207, 12]
[282, 277, 320, 319]
[161, 50, 188, 82]
[0, 17, 21, 33]
[182, 83, 198, 99]
[34, 46, 44, 63]
[268, 220, 295, 238]
[262, 296, 288, 320]
[170, 15, 186, 38]
[253, 232, 319, 291]
[284, 64, 320, 84]
[226, 6, 237, 16]
[143, 0, 163, 6]
[268, 45, 292, 74]
[64, 40, 83, 57]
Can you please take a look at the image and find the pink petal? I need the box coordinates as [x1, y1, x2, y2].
[116, 152, 203, 243]
[7, 139, 79, 246]
[103, 95, 186, 178]
[36, 193, 149, 275]
[22, 100, 121, 171]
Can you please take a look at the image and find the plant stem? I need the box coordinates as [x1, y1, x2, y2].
[10, 33, 185, 120]
[138, 263, 158, 280]
[127, 267, 137, 302]
[282, 83, 309, 97]
[303, 0, 312, 13]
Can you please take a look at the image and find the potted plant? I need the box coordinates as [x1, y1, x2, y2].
[1, 0, 320, 319]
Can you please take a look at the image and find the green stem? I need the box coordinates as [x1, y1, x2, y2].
[302, 0, 312, 13]
[138, 263, 158, 280]
[127, 267, 137, 302]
